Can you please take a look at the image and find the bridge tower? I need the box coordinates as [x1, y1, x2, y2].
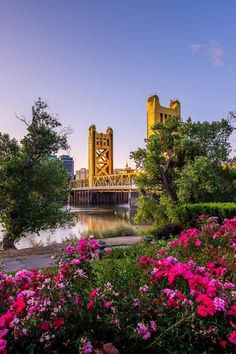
[147, 95, 181, 138]
[88, 125, 113, 187]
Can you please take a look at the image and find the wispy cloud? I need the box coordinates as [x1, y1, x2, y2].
[191, 41, 224, 67]
[191, 43, 203, 53]
[207, 41, 224, 66]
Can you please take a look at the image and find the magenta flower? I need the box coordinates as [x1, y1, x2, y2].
[103, 301, 112, 309]
[0, 339, 7, 353]
[87, 301, 94, 310]
[71, 259, 80, 265]
[195, 240, 202, 247]
[213, 297, 225, 311]
[143, 331, 151, 340]
[150, 321, 157, 332]
[229, 331, 236, 345]
[83, 341, 93, 354]
[66, 245, 74, 255]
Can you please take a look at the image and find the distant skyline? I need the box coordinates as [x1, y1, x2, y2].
[1, 0, 236, 170]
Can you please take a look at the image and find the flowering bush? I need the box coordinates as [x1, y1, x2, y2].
[1, 217, 236, 353]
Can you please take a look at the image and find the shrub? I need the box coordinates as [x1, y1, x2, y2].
[151, 223, 183, 240]
[1, 218, 236, 353]
[101, 241, 167, 261]
[176, 202, 236, 227]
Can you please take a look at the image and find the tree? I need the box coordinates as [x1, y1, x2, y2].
[130, 117, 236, 226]
[0, 99, 72, 248]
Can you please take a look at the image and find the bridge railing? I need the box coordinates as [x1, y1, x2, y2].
[70, 172, 137, 190]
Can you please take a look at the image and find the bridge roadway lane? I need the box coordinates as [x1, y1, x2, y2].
[1, 236, 143, 273]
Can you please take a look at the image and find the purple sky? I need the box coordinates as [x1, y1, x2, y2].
[1, 0, 236, 170]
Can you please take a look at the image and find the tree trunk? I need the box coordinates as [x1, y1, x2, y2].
[159, 168, 178, 203]
[2, 235, 16, 249]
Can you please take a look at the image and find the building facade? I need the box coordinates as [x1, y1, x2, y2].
[59, 155, 74, 180]
[76, 168, 89, 180]
[147, 95, 181, 138]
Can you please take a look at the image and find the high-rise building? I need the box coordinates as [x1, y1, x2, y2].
[59, 155, 74, 180]
[49, 155, 58, 161]
[147, 95, 181, 138]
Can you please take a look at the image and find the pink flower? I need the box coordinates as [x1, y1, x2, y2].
[90, 288, 99, 298]
[83, 341, 93, 354]
[139, 285, 149, 294]
[143, 331, 151, 340]
[0, 311, 14, 328]
[195, 240, 202, 247]
[220, 340, 227, 348]
[74, 296, 81, 304]
[0, 339, 7, 353]
[66, 245, 74, 254]
[197, 305, 208, 317]
[136, 322, 151, 340]
[53, 318, 64, 329]
[103, 302, 112, 309]
[229, 331, 236, 345]
[87, 301, 94, 310]
[91, 239, 99, 250]
[150, 321, 157, 332]
[213, 297, 225, 311]
[196, 294, 215, 316]
[0, 329, 8, 338]
[71, 259, 80, 265]
[137, 323, 148, 335]
[12, 297, 26, 314]
[133, 299, 140, 307]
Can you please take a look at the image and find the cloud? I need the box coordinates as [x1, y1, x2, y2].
[191, 43, 203, 52]
[207, 41, 224, 66]
[191, 41, 224, 67]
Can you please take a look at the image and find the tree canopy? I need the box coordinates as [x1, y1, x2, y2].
[0, 99, 72, 248]
[130, 116, 236, 226]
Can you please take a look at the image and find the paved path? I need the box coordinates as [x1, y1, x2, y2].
[1, 236, 143, 273]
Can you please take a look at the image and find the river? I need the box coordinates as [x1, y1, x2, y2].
[0, 205, 137, 249]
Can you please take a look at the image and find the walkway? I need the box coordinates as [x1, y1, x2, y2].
[0, 236, 143, 273]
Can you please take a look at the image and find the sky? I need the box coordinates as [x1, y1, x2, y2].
[0, 0, 236, 170]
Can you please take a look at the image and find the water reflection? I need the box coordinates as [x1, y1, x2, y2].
[1, 205, 136, 249]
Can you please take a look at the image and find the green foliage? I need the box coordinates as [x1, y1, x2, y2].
[99, 223, 137, 238]
[0, 99, 72, 246]
[102, 241, 167, 261]
[150, 223, 183, 240]
[131, 116, 236, 226]
[134, 193, 178, 228]
[176, 202, 236, 227]
[176, 157, 236, 204]
[94, 241, 167, 293]
[133, 196, 160, 225]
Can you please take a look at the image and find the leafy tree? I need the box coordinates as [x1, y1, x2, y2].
[0, 99, 72, 248]
[130, 117, 236, 226]
[176, 156, 236, 204]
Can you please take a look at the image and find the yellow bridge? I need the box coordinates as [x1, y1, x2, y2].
[70, 94, 181, 205]
[71, 172, 137, 191]
[71, 125, 138, 205]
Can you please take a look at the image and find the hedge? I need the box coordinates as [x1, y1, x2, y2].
[176, 202, 236, 227]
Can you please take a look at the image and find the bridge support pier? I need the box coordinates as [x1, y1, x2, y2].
[71, 190, 134, 206]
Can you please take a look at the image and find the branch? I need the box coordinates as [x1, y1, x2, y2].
[15, 114, 30, 127]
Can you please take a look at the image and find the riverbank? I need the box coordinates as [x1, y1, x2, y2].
[0, 236, 143, 272]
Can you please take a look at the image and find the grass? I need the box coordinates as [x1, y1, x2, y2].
[81, 222, 138, 239]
